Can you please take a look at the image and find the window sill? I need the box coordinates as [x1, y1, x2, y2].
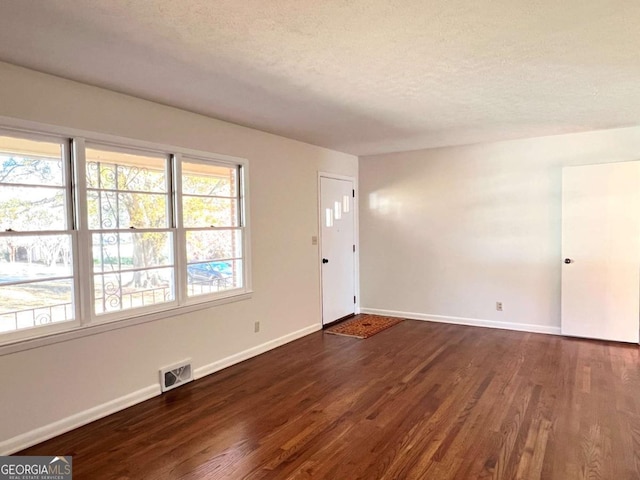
[0, 290, 253, 356]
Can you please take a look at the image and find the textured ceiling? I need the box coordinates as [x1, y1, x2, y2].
[0, 1, 639, 155]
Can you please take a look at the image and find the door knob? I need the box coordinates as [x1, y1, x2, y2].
[322, 258, 329, 264]
[564, 258, 573, 264]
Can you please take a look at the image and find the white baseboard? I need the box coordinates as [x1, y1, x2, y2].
[360, 308, 561, 336]
[0, 384, 161, 455]
[1, 323, 322, 455]
[194, 323, 321, 379]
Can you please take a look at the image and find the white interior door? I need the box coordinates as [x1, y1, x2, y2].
[320, 176, 355, 325]
[561, 161, 640, 343]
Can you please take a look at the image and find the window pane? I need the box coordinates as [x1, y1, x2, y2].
[0, 279, 74, 333]
[117, 193, 167, 228]
[325, 208, 333, 227]
[88, 191, 168, 229]
[187, 259, 242, 297]
[182, 196, 238, 228]
[0, 135, 64, 186]
[0, 134, 74, 337]
[86, 161, 116, 190]
[186, 229, 242, 263]
[92, 232, 173, 272]
[0, 235, 73, 282]
[342, 195, 350, 213]
[87, 191, 117, 229]
[0, 186, 66, 231]
[181, 159, 244, 298]
[94, 267, 174, 315]
[86, 148, 167, 192]
[182, 161, 236, 196]
[334, 201, 342, 220]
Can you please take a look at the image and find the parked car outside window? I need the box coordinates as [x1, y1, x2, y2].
[187, 261, 232, 286]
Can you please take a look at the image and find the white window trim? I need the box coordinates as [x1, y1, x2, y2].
[0, 116, 252, 355]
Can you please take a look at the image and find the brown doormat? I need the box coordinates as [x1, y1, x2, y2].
[325, 314, 403, 339]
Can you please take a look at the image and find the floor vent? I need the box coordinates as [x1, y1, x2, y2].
[160, 360, 193, 392]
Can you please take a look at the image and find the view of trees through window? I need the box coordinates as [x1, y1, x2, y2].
[0, 135, 73, 333]
[86, 146, 174, 314]
[0, 131, 246, 338]
[182, 160, 242, 297]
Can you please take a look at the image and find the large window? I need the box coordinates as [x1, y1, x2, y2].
[0, 128, 249, 344]
[0, 134, 75, 334]
[86, 145, 175, 315]
[181, 159, 243, 297]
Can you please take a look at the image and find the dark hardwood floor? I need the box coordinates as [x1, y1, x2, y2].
[19, 317, 640, 479]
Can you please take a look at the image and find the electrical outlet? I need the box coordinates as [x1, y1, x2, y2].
[496, 302, 503, 311]
[254, 321, 260, 333]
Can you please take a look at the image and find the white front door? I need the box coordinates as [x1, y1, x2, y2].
[320, 176, 355, 325]
[561, 161, 640, 343]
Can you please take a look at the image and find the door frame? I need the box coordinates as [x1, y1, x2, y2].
[317, 172, 360, 326]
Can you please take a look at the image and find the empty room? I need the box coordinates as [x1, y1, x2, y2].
[0, 1, 639, 479]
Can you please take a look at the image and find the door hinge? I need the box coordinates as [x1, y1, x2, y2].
[353, 244, 356, 252]
[354, 295, 357, 304]
[352, 189, 355, 198]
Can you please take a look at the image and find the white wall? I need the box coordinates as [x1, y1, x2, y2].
[360, 126, 640, 332]
[0, 62, 357, 453]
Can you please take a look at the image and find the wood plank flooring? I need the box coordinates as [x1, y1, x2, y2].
[19, 317, 640, 479]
